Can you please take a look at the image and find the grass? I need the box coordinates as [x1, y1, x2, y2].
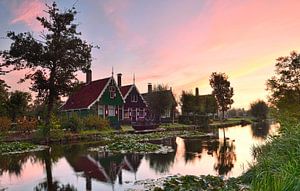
[160, 123, 190, 129]
[209, 117, 253, 127]
[242, 116, 300, 191]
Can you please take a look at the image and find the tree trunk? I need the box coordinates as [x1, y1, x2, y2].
[44, 149, 53, 191]
[222, 110, 225, 121]
[45, 93, 54, 125]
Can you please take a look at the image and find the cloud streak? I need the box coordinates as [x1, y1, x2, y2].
[10, 0, 45, 31]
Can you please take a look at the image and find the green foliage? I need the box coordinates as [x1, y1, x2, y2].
[0, 79, 9, 116]
[209, 72, 234, 119]
[61, 114, 83, 132]
[83, 115, 109, 130]
[244, 116, 300, 191]
[6, 91, 31, 121]
[178, 115, 209, 126]
[249, 100, 269, 120]
[0, 2, 94, 125]
[106, 139, 160, 153]
[267, 51, 300, 120]
[0, 142, 37, 154]
[154, 175, 246, 191]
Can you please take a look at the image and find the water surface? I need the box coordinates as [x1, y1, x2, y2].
[0, 123, 279, 191]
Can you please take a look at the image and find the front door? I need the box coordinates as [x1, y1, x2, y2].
[131, 108, 136, 122]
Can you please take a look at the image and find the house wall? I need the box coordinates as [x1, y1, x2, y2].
[122, 86, 147, 124]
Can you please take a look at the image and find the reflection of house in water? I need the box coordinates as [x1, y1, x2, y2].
[66, 152, 143, 190]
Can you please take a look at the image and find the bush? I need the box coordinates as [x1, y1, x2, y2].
[61, 114, 83, 132]
[16, 117, 37, 133]
[0, 116, 11, 133]
[83, 115, 109, 130]
[179, 115, 209, 126]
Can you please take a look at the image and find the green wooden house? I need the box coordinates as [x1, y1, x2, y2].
[61, 71, 124, 124]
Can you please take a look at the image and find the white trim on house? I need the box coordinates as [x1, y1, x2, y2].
[87, 77, 125, 109]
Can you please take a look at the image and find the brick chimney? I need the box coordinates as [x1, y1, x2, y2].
[148, 83, 152, 93]
[86, 70, 92, 84]
[195, 87, 199, 96]
[117, 73, 122, 87]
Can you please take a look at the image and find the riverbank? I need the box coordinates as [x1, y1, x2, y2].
[240, 117, 300, 191]
[209, 118, 253, 128]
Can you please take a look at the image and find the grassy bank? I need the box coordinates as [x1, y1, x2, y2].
[242, 117, 300, 190]
[209, 117, 253, 128]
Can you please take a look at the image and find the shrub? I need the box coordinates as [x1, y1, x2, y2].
[61, 114, 83, 132]
[83, 115, 109, 130]
[0, 116, 11, 133]
[16, 117, 37, 133]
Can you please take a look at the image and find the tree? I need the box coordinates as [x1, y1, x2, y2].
[0, 2, 93, 125]
[267, 51, 300, 119]
[209, 72, 234, 120]
[250, 100, 269, 120]
[6, 91, 31, 121]
[0, 79, 9, 116]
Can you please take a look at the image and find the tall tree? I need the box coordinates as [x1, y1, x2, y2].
[267, 51, 300, 119]
[209, 72, 234, 120]
[250, 100, 269, 120]
[6, 91, 31, 121]
[0, 79, 9, 116]
[0, 2, 93, 125]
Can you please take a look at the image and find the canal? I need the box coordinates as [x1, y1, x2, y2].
[0, 123, 279, 191]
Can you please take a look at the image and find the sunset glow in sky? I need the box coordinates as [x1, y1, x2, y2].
[1, 0, 300, 108]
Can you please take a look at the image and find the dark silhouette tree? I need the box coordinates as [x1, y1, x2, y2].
[267, 51, 300, 119]
[249, 100, 269, 121]
[0, 2, 93, 127]
[209, 72, 234, 120]
[6, 91, 31, 121]
[0, 79, 9, 116]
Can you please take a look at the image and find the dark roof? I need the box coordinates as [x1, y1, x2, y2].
[120, 85, 133, 97]
[142, 90, 177, 106]
[61, 77, 111, 110]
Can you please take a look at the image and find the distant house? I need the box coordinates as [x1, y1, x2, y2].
[117, 73, 147, 124]
[181, 87, 217, 116]
[142, 83, 177, 123]
[61, 70, 124, 124]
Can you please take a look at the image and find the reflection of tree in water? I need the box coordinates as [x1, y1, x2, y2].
[251, 122, 271, 139]
[214, 139, 236, 176]
[0, 153, 33, 176]
[145, 152, 175, 174]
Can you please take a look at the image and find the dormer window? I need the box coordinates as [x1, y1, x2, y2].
[131, 95, 138, 102]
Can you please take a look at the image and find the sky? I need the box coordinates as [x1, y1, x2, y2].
[1, 0, 300, 109]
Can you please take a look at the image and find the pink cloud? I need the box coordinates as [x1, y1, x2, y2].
[10, 0, 45, 31]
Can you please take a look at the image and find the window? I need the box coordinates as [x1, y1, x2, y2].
[124, 109, 129, 118]
[108, 105, 115, 116]
[139, 108, 144, 118]
[131, 95, 138, 102]
[109, 86, 116, 99]
[162, 109, 171, 118]
[98, 105, 104, 116]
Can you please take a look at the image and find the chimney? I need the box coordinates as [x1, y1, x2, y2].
[117, 73, 122, 87]
[195, 87, 199, 96]
[86, 70, 92, 84]
[148, 83, 152, 93]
